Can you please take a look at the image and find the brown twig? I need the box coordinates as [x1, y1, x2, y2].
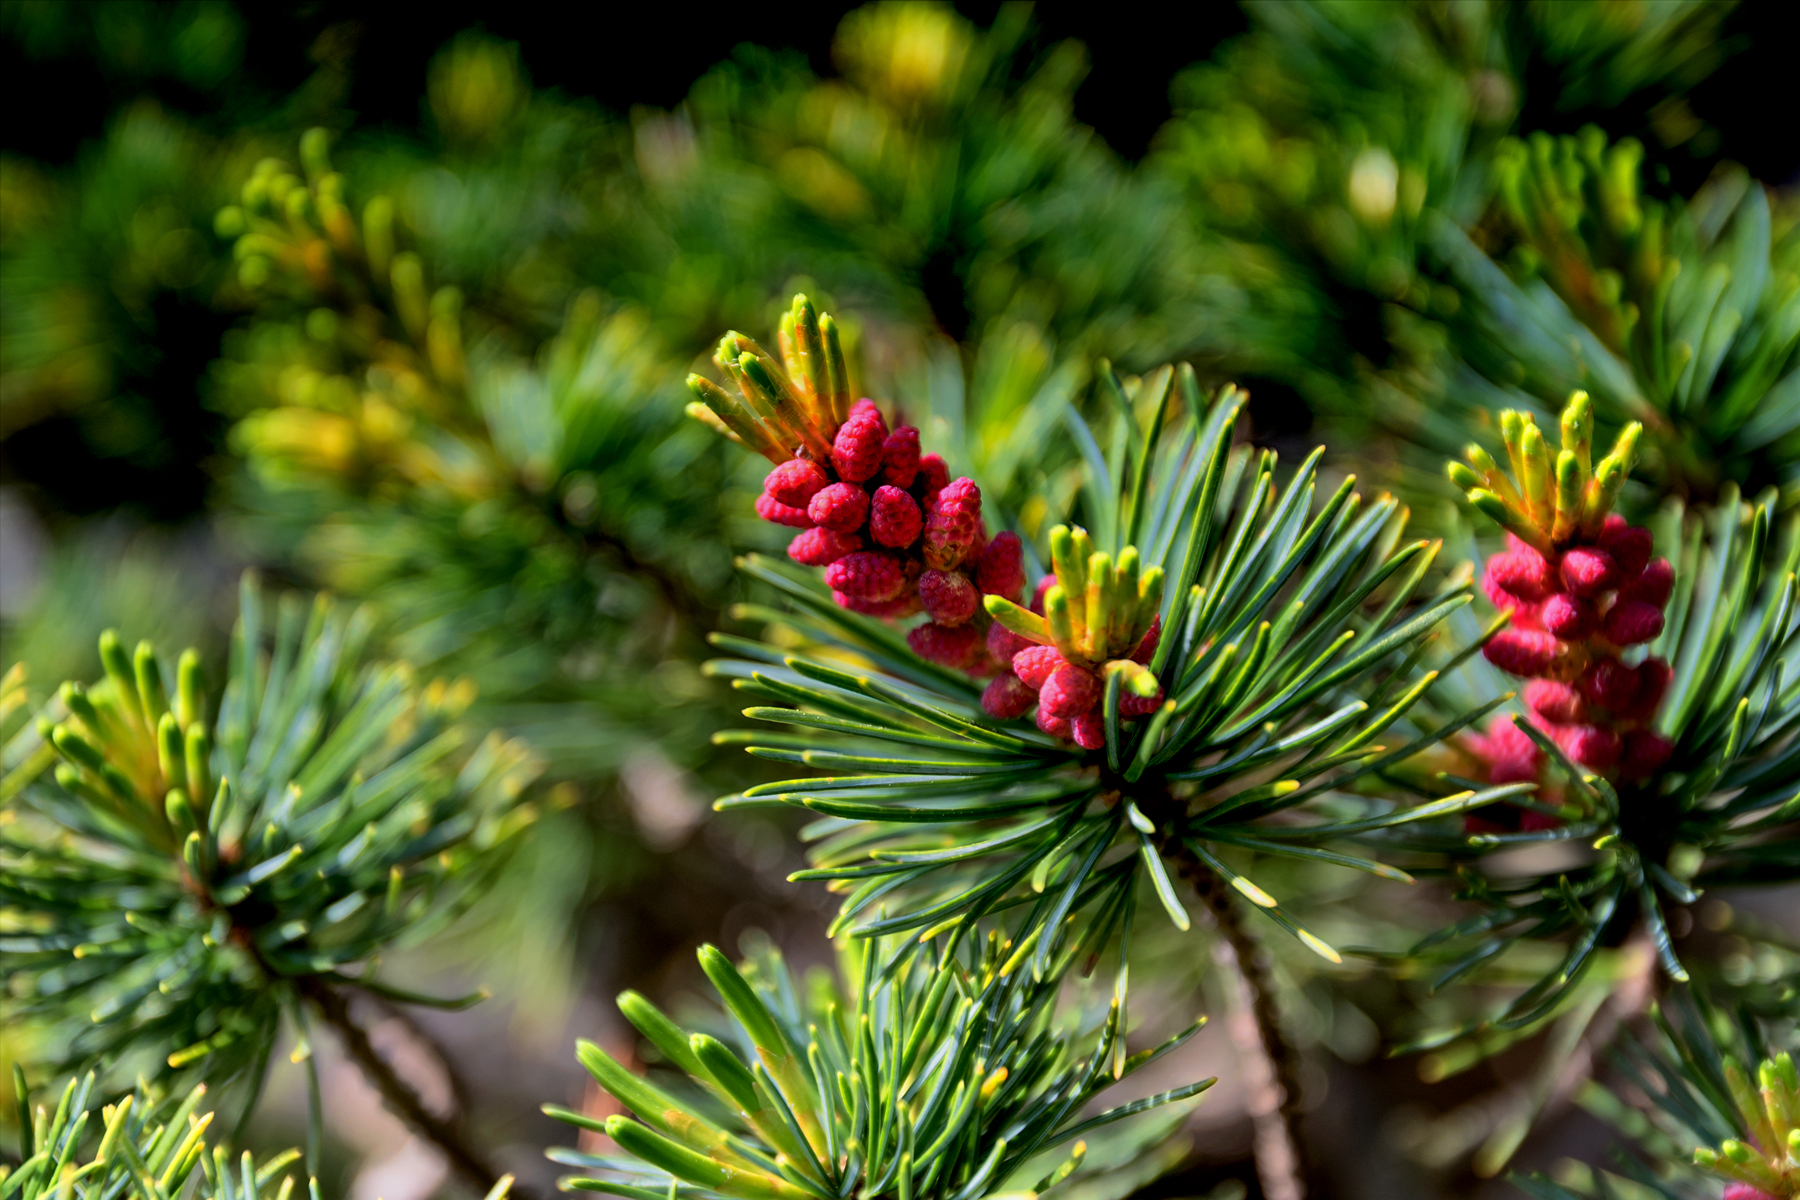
[300, 977, 510, 1197]
[1177, 844, 1310, 1200]
[366, 991, 478, 1123]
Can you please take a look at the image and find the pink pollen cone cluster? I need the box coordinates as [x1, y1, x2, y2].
[1447, 394, 1677, 831]
[978, 526, 1167, 751]
[689, 296, 1022, 676]
[1481, 515, 1674, 783]
[754, 401, 1017, 654]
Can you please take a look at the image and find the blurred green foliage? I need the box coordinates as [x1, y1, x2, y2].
[3, 2, 1798, 1195]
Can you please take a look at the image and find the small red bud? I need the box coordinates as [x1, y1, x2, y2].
[1578, 658, 1639, 712]
[825, 552, 905, 602]
[915, 453, 950, 495]
[1483, 629, 1562, 677]
[1603, 599, 1664, 646]
[976, 531, 1026, 599]
[1012, 645, 1064, 690]
[765, 458, 829, 507]
[1599, 522, 1653, 579]
[1542, 593, 1598, 639]
[1130, 614, 1162, 664]
[789, 528, 861, 566]
[1560, 547, 1620, 597]
[869, 485, 923, 548]
[981, 672, 1036, 720]
[1525, 679, 1589, 724]
[1035, 708, 1072, 738]
[919, 569, 980, 626]
[1487, 550, 1554, 601]
[757, 492, 815, 528]
[1040, 663, 1101, 718]
[1483, 573, 1543, 625]
[834, 590, 921, 617]
[907, 621, 982, 668]
[880, 425, 921, 488]
[831, 409, 888, 482]
[922, 477, 982, 570]
[1554, 724, 1622, 770]
[1071, 712, 1106, 750]
[809, 482, 870, 532]
[1623, 558, 1673, 608]
[986, 620, 1033, 664]
[1119, 684, 1165, 716]
[1468, 716, 1540, 784]
[1031, 575, 1054, 614]
[1620, 658, 1672, 721]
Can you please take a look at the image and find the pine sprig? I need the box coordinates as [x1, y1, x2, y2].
[1, 1068, 310, 1200]
[545, 932, 1211, 1200]
[1, 572, 540, 1131]
[1512, 987, 1799, 1200]
[1419, 402, 1800, 1040]
[1431, 127, 1800, 494]
[709, 358, 1497, 968]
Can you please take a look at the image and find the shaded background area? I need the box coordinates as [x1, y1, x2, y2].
[3, 3, 1797, 1199]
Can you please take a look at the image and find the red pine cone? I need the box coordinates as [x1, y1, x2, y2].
[849, 398, 879, 419]
[1577, 658, 1639, 712]
[825, 552, 905, 602]
[1599, 516, 1653, 579]
[922, 477, 982, 570]
[1624, 558, 1673, 608]
[919, 569, 980, 625]
[1012, 645, 1064, 690]
[1619, 658, 1672, 721]
[1036, 708, 1072, 738]
[987, 621, 1034, 665]
[1039, 663, 1101, 718]
[1483, 574, 1543, 625]
[765, 458, 829, 507]
[916, 453, 950, 495]
[1470, 716, 1541, 785]
[831, 407, 887, 482]
[835, 590, 922, 618]
[1542, 593, 1598, 639]
[757, 492, 815, 528]
[907, 621, 983, 668]
[1131, 615, 1162, 664]
[1487, 550, 1555, 601]
[1560, 547, 1620, 597]
[881, 425, 921, 488]
[1553, 723, 1622, 770]
[1031, 575, 1055, 614]
[1525, 679, 1589, 724]
[976, 532, 1025, 599]
[1721, 1187, 1782, 1200]
[789, 528, 861, 566]
[1071, 712, 1106, 750]
[1483, 629, 1563, 676]
[870, 485, 923, 548]
[1120, 685, 1165, 717]
[809, 482, 870, 532]
[981, 672, 1036, 720]
[1603, 599, 1663, 646]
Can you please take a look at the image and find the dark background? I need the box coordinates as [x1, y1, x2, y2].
[4, 2, 1795, 527]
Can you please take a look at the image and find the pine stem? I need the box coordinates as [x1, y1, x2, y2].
[301, 977, 510, 1197]
[1178, 846, 1309, 1200]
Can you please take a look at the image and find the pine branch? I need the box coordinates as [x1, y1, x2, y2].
[302, 977, 515, 1198]
[1181, 845, 1310, 1200]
